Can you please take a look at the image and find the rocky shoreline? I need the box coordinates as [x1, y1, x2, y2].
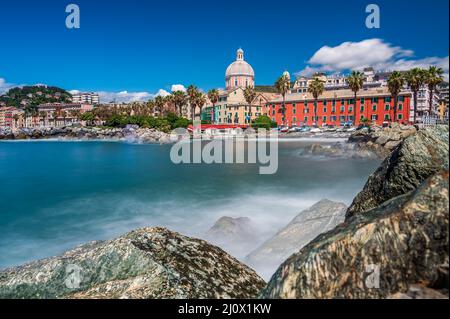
[0, 125, 448, 299]
[0, 126, 172, 144]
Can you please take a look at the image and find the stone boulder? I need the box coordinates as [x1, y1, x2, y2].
[0, 227, 265, 299]
[204, 217, 261, 261]
[261, 171, 449, 299]
[349, 124, 417, 159]
[245, 199, 347, 280]
[346, 125, 449, 220]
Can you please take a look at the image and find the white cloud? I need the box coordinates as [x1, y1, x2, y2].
[0, 78, 15, 94]
[97, 91, 153, 103]
[297, 38, 449, 79]
[155, 89, 170, 97]
[171, 84, 187, 92]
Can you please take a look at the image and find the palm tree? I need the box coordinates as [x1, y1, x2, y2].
[405, 68, 426, 123]
[207, 89, 219, 123]
[347, 71, 364, 125]
[52, 111, 59, 127]
[195, 92, 206, 121]
[243, 86, 256, 124]
[187, 85, 199, 121]
[424, 66, 444, 117]
[274, 74, 290, 125]
[308, 77, 325, 127]
[387, 71, 405, 123]
[154, 96, 165, 117]
[171, 90, 188, 117]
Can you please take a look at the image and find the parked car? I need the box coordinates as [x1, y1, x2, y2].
[310, 127, 321, 133]
[279, 126, 289, 133]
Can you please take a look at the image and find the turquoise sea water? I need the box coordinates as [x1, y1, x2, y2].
[0, 140, 379, 269]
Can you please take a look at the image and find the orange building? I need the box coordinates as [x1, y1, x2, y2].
[267, 88, 412, 127]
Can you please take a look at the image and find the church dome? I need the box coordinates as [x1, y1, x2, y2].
[225, 49, 255, 78]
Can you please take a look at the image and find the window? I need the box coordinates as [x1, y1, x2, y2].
[360, 105, 364, 112]
[398, 104, 403, 111]
[323, 100, 327, 106]
[293, 116, 296, 123]
[340, 106, 345, 112]
[304, 108, 309, 114]
[293, 107, 296, 114]
[304, 116, 308, 122]
[372, 104, 377, 111]
[323, 107, 327, 113]
[385, 97, 391, 102]
[371, 114, 378, 121]
[341, 99, 345, 105]
[332, 100, 336, 106]
[384, 114, 390, 120]
[398, 96, 405, 102]
[340, 115, 346, 122]
[361, 98, 365, 104]
[372, 97, 379, 103]
[398, 114, 403, 120]
[385, 105, 390, 111]
[272, 117, 275, 122]
[360, 115, 365, 120]
[323, 116, 327, 122]
[349, 106, 353, 112]
[332, 106, 336, 113]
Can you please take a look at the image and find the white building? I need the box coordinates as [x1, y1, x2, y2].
[72, 92, 99, 105]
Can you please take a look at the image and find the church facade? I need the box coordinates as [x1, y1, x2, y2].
[203, 49, 279, 125]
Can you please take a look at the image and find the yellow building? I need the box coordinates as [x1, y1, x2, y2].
[205, 49, 280, 125]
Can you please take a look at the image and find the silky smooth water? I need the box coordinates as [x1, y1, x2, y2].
[0, 140, 379, 270]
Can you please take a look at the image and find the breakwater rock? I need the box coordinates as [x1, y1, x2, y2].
[0, 228, 265, 299]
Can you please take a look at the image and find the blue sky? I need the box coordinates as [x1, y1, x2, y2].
[0, 0, 448, 102]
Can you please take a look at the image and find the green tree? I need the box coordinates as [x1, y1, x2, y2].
[195, 92, 206, 121]
[424, 66, 444, 116]
[243, 86, 257, 124]
[187, 85, 199, 121]
[347, 71, 364, 124]
[274, 74, 290, 125]
[80, 111, 95, 126]
[171, 90, 188, 117]
[154, 96, 166, 117]
[308, 77, 325, 127]
[387, 71, 405, 123]
[207, 89, 219, 123]
[251, 115, 277, 130]
[405, 68, 426, 123]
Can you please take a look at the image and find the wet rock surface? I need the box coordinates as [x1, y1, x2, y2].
[0, 228, 265, 299]
[261, 171, 449, 299]
[346, 125, 449, 219]
[245, 200, 347, 280]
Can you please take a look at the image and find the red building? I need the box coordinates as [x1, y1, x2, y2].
[267, 88, 411, 127]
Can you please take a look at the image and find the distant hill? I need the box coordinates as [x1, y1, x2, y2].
[0, 85, 72, 108]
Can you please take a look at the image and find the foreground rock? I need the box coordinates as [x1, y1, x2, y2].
[204, 217, 261, 260]
[349, 124, 417, 159]
[346, 125, 449, 219]
[0, 126, 171, 144]
[245, 200, 347, 280]
[0, 227, 265, 299]
[261, 171, 449, 299]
